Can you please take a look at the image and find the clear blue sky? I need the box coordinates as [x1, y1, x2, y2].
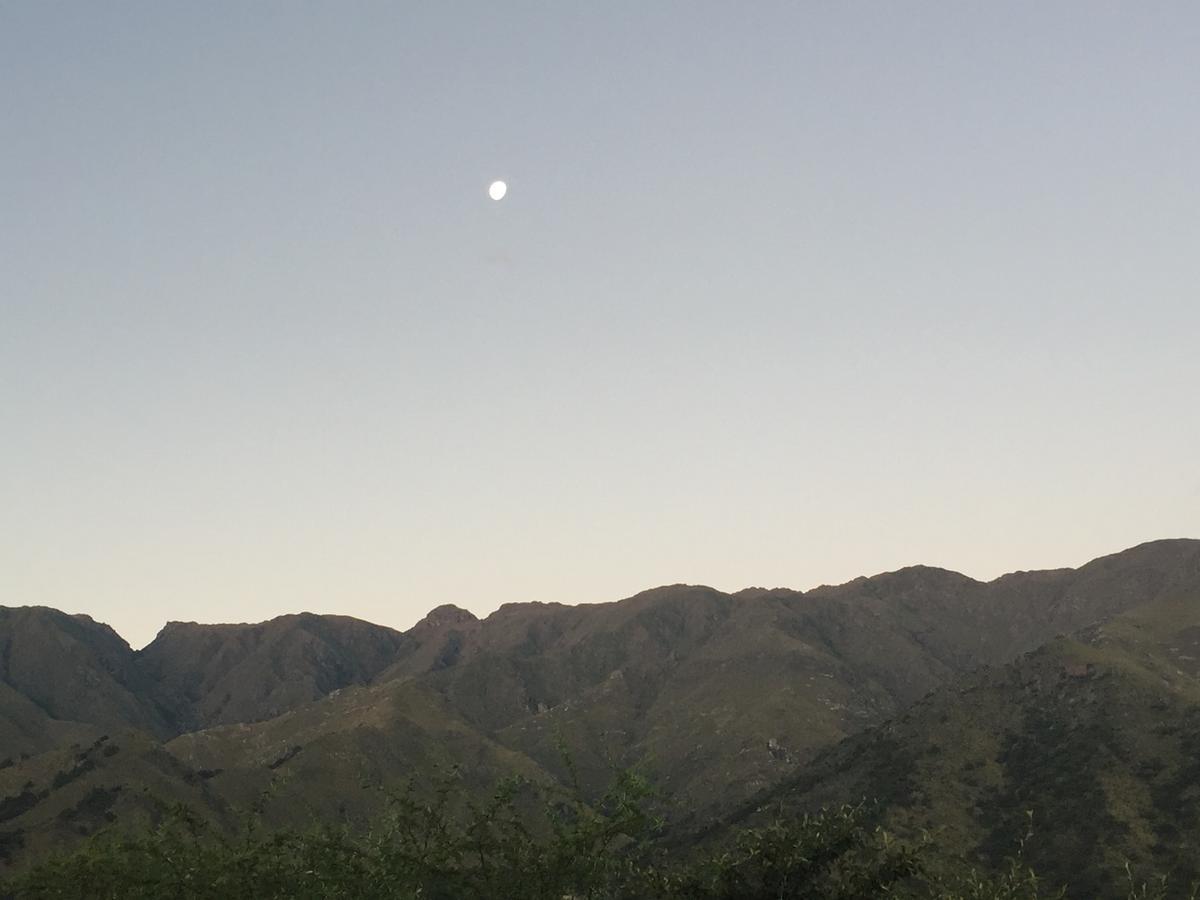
[3, 2, 1198, 648]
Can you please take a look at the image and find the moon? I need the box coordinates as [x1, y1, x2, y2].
[488, 180, 507, 201]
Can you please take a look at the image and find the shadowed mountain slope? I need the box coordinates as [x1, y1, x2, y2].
[0, 608, 172, 753]
[136, 613, 410, 731]
[731, 547, 1200, 898]
[402, 541, 1200, 816]
[0, 681, 99, 761]
[1, 538, 1199, 875]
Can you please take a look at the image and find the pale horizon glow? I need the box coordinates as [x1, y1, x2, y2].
[3, 3, 1199, 650]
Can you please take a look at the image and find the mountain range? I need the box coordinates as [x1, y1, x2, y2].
[3, 538, 1199, 896]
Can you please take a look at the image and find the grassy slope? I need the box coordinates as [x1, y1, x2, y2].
[0, 730, 231, 869]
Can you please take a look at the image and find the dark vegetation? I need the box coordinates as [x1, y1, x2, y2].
[2, 766, 1195, 900]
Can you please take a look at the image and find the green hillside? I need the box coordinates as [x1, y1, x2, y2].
[2, 538, 1199, 892]
[744, 577, 1200, 897]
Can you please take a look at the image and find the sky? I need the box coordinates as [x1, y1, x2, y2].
[3, 2, 1199, 649]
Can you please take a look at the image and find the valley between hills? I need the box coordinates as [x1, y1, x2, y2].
[3, 538, 1200, 896]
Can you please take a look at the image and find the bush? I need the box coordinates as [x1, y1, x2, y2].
[2, 775, 1192, 900]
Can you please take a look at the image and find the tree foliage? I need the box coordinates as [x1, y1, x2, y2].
[2, 772, 1190, 899]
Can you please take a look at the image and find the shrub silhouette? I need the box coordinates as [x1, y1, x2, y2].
[2, 772, 1193, 899]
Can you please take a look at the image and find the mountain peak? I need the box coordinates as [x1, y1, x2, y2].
[415, 604, 478, 630]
